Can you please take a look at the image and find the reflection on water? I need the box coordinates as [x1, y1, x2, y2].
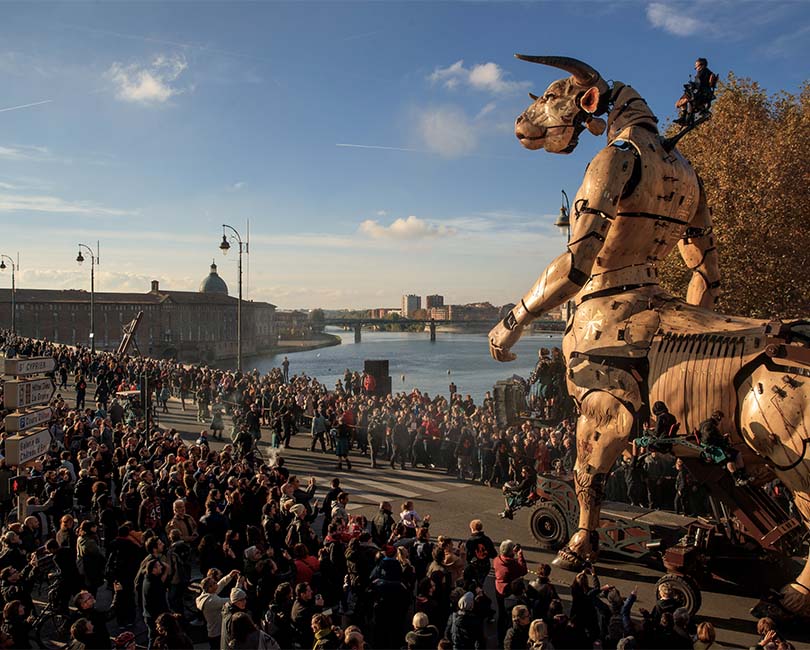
[250, 327, 563, 403]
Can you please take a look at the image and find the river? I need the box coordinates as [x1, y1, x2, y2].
[250, 327, 563, 403]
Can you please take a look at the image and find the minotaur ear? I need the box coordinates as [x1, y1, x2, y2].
[579, 86, 600, 114]
[529, 92, 539, 101]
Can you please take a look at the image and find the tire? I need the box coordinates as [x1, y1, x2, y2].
[528, 503, 568, 550]
[656, 573, 702, 616]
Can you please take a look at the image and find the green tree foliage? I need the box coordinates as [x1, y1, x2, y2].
[308, 308, 325, 333]
[659, 74, 810, 318]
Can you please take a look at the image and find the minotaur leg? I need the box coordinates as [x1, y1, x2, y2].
[741, 375, 810, 619]
[751, 489, 810, 621]
[555, 391, 635, 570]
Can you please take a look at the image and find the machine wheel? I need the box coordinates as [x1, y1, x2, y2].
[656, 573, 702, 616]
[528, 503, 568, 550]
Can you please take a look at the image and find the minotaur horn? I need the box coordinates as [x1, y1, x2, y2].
[515, 54, 602, 87]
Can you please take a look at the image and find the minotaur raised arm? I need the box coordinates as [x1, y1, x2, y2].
[489, 145, 635, 362]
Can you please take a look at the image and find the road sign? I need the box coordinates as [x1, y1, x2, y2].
[3, 378, 56, 409]
[3, 357, 56, 377]
[4, 407, 53, 433]
[4, 428, 51, 466]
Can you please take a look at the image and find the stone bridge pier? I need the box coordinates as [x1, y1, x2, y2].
[354, 322, 362, 343]
[429, 319, 437, 342]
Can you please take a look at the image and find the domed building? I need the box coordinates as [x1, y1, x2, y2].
[199, 260, 229, 295]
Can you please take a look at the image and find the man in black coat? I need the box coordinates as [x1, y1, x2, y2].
[142, 559, 169, 649]
[370, 501, 395, 547]
[290, 582, 323, 648]
[105, 524, 146, 627]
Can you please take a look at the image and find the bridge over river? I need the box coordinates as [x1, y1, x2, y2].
[321, 317, 565, 342]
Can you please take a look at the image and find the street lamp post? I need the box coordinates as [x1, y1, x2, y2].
[219, 224, 244, 372]
[76, 243, 100, 353]
[0, 255, 16, 335]
[555, 190, 573, 324]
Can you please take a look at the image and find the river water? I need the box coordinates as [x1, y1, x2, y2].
[251, 327, 563, 403]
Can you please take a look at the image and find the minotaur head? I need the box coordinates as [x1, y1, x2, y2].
[514, 55, 609, 154]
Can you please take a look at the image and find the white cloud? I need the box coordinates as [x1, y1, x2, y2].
[429, 60, 528, 94]
[0, 192, 135, 216]
[18, 267, 195, 294]
[0, 144, 54, 162]
[475, 102, 497, 120]
[358, 215, 457, 240]
[107, 54, 188, 105]
[227, 181, 247, 192]
[416, 106, 477, 158]
[646, 3, 701, 36]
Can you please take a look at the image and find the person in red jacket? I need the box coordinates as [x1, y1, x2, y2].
[493, 539, 528, 644]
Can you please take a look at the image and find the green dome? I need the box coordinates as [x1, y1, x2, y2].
[199, 260, 229, 295]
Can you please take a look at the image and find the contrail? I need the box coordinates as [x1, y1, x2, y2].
[0, 100, 53, 114]
[336, 142, 521, 160]
[336, 143, 426, 153]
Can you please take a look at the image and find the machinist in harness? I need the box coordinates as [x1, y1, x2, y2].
[675, 57, 718, 126]
[500, 464, 537, 519]
[699, 410, 751, 486]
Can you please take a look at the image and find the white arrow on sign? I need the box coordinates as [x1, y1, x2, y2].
[4, 406, 53, 432]
[3, 357, 56, 377]
[4, 428, 52, 466]
[3, 378, 56, 409]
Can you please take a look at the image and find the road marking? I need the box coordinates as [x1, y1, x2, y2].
[349, 467, 448, 493]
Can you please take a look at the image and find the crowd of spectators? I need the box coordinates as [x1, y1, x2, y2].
[0, 332, 798, 649]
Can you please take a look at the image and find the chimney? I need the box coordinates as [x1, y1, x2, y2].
[151, 280, 159, 293]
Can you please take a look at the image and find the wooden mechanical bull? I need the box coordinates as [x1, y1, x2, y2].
[489, 55, 810, 618]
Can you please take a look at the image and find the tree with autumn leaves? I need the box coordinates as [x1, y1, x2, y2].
[659, 74, 810, 319]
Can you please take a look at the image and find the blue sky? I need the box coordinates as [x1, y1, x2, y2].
[1, 1, 808, 309]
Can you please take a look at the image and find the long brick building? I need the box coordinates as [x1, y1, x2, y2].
[0, 261, 277, 363]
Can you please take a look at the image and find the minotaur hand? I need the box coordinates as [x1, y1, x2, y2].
[488, 320, 523, 362]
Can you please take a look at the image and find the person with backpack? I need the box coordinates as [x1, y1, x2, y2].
[263, 582, 295, 650]
[166, 529, 192, 613]
[464, 519, 497, 588]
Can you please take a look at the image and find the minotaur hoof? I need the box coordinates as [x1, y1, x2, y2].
[553, 546, 587, 571]
[751, 584, 810, 623]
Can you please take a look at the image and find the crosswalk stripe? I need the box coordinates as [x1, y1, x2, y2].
[285, 450, 464, 490]
[312, 485, 400, 506]
[349, 467, 447, 494]
[359, 465, 462, 490]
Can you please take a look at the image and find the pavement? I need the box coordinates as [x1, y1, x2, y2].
[56, 388, 809, 649]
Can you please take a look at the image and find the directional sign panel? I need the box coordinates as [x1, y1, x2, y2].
[3, 378, 56, 409]
[3, 357, 56, 377]
[4, 407, 53, 433]
[5, 429, 52, 466]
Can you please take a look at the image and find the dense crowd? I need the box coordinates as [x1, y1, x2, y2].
[0, 331, 798, 650]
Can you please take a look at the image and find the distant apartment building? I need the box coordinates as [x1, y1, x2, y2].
[428, 306, 450, 320]
[401, 294, 421, 318]
[425, 294, 444, 309]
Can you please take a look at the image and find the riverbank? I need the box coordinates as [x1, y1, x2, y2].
[273, 332, 342, 354]
[215, 332, 341, 368]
